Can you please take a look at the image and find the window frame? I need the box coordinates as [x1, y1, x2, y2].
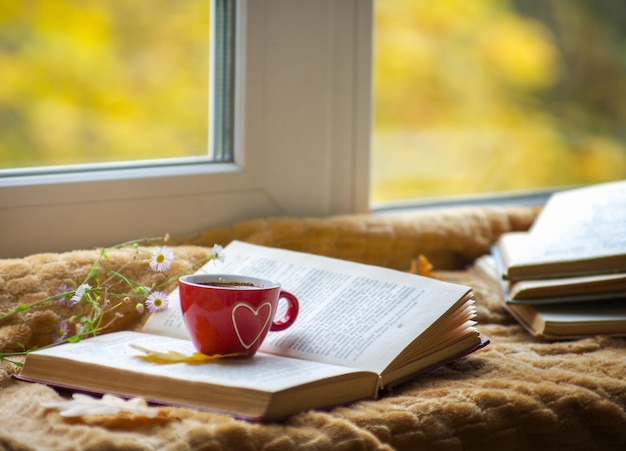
[0, 0, 372, 258]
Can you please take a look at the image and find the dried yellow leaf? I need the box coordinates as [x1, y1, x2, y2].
[129, 343, 241, 364]
[410, 254, 434, 277]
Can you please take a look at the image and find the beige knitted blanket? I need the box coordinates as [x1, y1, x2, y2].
[1, 206, 625, 450]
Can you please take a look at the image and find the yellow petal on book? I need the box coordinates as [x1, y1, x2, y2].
[129, 343, 241, 364]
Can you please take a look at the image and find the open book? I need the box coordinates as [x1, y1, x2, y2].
[472, 255, 626, 339]
[497, 181, 626, 281]
[18, 241, 486, 421]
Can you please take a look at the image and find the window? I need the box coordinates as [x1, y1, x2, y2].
[0, 1, 371, 258]
[8, 1, 619, 258]
[373, 0, 626, 206]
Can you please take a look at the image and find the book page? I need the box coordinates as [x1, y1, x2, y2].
[520, 181, 626, 263]
[143, 241, 472, 374]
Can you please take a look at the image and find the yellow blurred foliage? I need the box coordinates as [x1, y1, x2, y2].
[373, 0, 626, 202]
[0, 0, 209, 168]
[480, 15, 560, 90]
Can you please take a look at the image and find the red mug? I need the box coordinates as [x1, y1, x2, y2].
[178, 274, 299, 358]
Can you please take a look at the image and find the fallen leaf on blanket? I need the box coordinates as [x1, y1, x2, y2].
[42, 393, 158, 418]
[130, 343, 242, 363]
[410, 254, 434, 277]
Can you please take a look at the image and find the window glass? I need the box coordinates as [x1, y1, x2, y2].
[373, 0, 626, 204]
[0, 0, 212, 170]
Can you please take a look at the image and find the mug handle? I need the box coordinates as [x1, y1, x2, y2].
[270, 290, 299, 331]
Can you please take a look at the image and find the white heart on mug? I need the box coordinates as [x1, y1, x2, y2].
[231, 302, 273, 349]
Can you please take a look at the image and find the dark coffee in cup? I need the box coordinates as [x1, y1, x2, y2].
[197, 281, 258, 288]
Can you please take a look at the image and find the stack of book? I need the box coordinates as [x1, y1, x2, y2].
[473, 180, 626, 339]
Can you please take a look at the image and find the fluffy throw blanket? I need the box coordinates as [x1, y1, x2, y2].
[1, 206, 625, 450]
